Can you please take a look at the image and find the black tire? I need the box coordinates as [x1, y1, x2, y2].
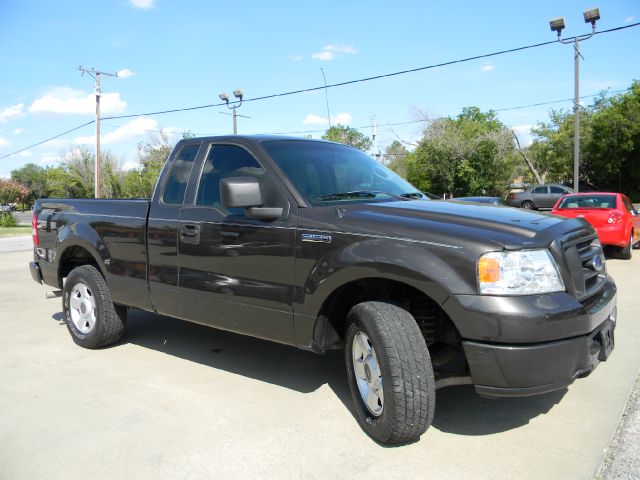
[345, 301, 435, 445]
[620, 231, 633, 260]
[62, 265, 126, 348]
[521, 200, 534, 210]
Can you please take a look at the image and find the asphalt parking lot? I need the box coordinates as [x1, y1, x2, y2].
[1, 239, 639, 479]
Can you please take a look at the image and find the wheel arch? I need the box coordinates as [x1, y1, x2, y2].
[308, 275, 462, 355]
[55, 226, 110, 287]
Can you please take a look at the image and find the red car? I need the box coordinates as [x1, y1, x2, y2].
[551, 192, 640, 259]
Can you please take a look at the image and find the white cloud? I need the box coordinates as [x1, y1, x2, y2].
[74, 117, 158, 145]
[117, 69, 136, 78]
[511, 125, 534, 146]
[0, 103, 24, 122]
[302, 112, 353, 126]
[312, 44, 357, 61]
[332, 112, 352, 125]
[512, 125, 533, 134]
[122, 160, 141, 171]
[625, 16, 635, 23]
[39, 154, 62, 165]
[303, 114, 328, 125]
[19, 150, 32, 157]
[480, 63, 495, 72]
[130, 0, 154, 8]
[13, 128, 23, 135]
[29, 87, 127, 115]
[0, 137, 8, 148]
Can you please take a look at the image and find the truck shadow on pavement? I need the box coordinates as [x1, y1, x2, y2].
[52, 307, 568, 437]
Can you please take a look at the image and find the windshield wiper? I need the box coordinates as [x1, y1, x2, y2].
[316, 190, 408, 201]
[399, 192, 424, 199]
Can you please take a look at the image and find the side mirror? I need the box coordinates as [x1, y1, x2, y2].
[220, 177, 283, 222]
[632, 209, 638, 217]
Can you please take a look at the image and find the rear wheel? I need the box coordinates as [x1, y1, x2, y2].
[345, 301, 435, 445]
[521, 200, 534, 210]
[620, 231, 633, 260]
[63, 265, 127, 348]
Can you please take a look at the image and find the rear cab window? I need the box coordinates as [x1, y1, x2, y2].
[162, 144, 201, 205]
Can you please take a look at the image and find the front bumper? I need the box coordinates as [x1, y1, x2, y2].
[444, 277, 617, 397]
[463, 316, 615, 397]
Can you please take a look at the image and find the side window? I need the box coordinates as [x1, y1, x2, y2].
[195, 144, 265, 215]
[533, 186, 547, 194]
[550, 186, 567, 194]
[622, 196, 633, 213]
[162, 144, 200, 205]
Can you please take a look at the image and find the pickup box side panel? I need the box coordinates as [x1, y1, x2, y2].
[36, 200, 152, 311]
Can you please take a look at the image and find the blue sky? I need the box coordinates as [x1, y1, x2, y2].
[1, 0, 639, 178]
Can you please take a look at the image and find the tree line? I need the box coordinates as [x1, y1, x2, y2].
[4, 81, 639, 206]
[383, 81, 640, 199]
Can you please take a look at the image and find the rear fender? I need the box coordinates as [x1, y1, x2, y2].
[56, 223, 110, 281]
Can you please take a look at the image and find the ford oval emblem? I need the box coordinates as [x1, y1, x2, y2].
[592, 254, 604, 272]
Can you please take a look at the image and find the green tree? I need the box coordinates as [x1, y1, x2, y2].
[528, 108, 592, 185]
[383, 141, 412, 178]
[407, 107, 516, 196]
[44, 166, 77, 198]
[322, 124, 372, 152]
[11, 163, 48, 206]
[124, 130, 175, 198]
[583, 81, 640, 199]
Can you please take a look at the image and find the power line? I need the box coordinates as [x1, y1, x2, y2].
[2, 22, 638, 161]
[100, 88, 627, 137]
[0, 121, 95, 160]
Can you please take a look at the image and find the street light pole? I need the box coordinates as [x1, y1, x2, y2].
[549, 8, 600, 193]
[233, 107, 237, 135]
[573, 36, 580, 193]
[219, 90, 245, 134]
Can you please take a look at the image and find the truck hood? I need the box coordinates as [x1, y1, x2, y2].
[342, 199, 586, 250]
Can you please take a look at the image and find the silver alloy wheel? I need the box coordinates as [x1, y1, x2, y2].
[69, 282, 97, 334]
[352, 331, 384, 416]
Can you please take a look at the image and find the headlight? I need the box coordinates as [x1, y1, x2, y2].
[478, 249, 565, 295]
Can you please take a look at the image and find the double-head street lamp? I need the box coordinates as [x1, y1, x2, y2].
[549, 8, 601, 192]
[219, 89, 245, 134]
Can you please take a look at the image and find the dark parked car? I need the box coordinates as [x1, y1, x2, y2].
[507, 184, 573, 209]
[29, 136, 616, 445]
[452, 196, 506, 206]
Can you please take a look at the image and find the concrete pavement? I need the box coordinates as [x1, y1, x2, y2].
[0, 245, 639, 479]
[0, 234, 33, 253]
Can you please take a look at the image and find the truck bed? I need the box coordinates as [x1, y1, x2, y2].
[34, 198, 152, 310]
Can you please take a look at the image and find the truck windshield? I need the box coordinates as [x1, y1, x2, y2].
[261, 140, 425, 205]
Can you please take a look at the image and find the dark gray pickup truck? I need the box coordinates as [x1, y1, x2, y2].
[30, 135, 617, 444]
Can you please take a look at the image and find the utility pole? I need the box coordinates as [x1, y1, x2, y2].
[78, 66, 118, 198]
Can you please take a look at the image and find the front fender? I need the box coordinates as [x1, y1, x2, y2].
[293, 237, 477, 349]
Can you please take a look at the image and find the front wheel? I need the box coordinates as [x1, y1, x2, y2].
[345, 301, 435, 444]
[63, 265, 127, 348]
